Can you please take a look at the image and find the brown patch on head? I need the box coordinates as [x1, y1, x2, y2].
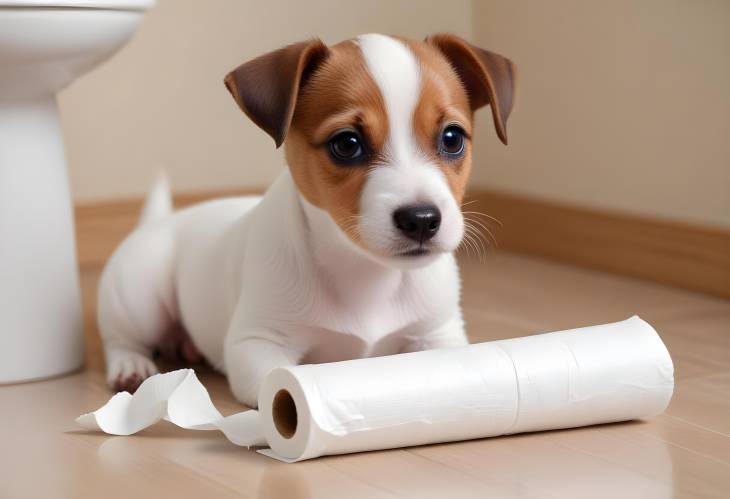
[425, 33, 517, 145]
[284, 40, 388, 246]
[402, 38, 475, 206]
[225, 34, 515, 252]
[224, 39, 329, 148]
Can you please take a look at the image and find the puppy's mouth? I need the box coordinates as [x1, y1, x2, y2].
[399, 248, 430, 257]
[396, 247, 433, 258]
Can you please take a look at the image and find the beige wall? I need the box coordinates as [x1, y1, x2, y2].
[59, 0, 473, 203]
[471, 0, 730, 228]
[61, 0, 729, 229]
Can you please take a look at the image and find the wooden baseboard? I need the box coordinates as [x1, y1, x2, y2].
[467, 190, 730, 299]
[74, 189, 258, 270]
[75, 189, 730, 299]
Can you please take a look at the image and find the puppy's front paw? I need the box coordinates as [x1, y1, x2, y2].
[106, 352, 159, 394]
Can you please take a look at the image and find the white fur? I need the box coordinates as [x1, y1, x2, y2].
[357, 34, 421, 167]
[99, 172, 466, 406]
[138, 171, 172, 225]
[99, 35, 468, 407]
[356, 34, 464, 261]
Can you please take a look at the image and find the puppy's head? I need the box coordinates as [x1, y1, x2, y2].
[225, 33, 516, 267]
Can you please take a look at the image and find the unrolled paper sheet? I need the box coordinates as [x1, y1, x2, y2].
[77, 316, 674, 462]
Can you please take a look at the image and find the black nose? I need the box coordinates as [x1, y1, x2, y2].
[393, 205, 442, 243]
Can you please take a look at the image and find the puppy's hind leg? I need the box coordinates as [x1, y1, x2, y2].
[98, 228, 179, 393]
[97, 227, 179, 393]
[98, 174, 177, 393]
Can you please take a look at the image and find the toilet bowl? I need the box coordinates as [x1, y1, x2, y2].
[0, 0, 154, 383]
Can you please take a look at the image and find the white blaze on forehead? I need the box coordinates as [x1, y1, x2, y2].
[357, 34, 421, 164]
[355, 34, 464, 259]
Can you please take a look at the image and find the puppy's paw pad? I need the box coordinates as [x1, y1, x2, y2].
[107, 354, 158, 393]
[113, 373, 144, 394]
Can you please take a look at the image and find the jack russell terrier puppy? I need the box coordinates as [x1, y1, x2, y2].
[98, 33, 516, 408]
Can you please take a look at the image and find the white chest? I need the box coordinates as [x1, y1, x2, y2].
[290, 254, 461, 362]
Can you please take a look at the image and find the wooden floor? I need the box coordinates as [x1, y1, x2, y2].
[2, 251, 729, 498]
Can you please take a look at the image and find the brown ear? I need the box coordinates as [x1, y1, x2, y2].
[224, 39, 329, 148]
[426, 33, 516, 145]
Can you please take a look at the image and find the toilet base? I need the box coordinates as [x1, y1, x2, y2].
[0, 94, 85, 384]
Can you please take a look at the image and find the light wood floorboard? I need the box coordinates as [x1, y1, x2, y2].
[1, 252, 728, 498]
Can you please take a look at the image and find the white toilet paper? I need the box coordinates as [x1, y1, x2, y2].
[77, 316, 674, 462]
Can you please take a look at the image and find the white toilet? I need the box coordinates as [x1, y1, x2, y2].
[0, 0, 154, 383]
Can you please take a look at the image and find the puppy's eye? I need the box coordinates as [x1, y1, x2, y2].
[329, 130, 366, 164]
[439, 125, 466, 157]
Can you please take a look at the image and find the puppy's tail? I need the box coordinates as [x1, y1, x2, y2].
[139, 171, 173, 226]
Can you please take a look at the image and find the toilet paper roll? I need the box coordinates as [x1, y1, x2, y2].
[77, 316, 674, 462]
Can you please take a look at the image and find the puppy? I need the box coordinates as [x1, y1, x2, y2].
[98, 33, 516, 408]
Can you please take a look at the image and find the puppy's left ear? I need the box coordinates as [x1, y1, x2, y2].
[426, 33, 517, 145]
[224, 39, 329, 148]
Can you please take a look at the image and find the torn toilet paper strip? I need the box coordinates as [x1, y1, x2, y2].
[75, 368, 266, 446]
[77, 316, 674, 462]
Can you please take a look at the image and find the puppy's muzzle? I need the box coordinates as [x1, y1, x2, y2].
[393, 204, 441, 244]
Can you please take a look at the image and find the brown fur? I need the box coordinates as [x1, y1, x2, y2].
[405, 39, 474, 205]
[224, 39, 329, 147]
[284, 40, 388, 246]
[225, 34, 517, 249]
[284, 37, 480, 245]
[425, 33, 517, 145]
